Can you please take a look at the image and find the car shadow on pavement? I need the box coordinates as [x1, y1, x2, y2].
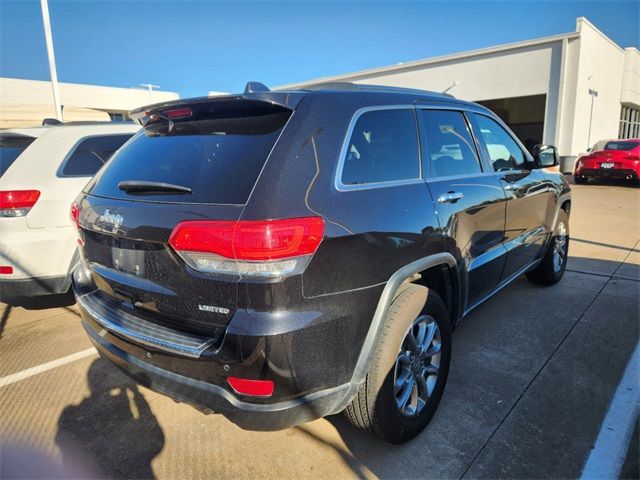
[55, 358, 165, 479]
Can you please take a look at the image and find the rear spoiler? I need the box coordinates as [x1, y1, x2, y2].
[130, 91, 306, 127]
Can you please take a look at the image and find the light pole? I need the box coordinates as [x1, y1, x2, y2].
[40, 0, 62, 121]
[587, 76, 598, 150]
[140, 83, 160, 92]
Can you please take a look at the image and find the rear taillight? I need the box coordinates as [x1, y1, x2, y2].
[0, 190, 40, 217]
[169, 217, 325, 277]
[0, 266, 13, 274]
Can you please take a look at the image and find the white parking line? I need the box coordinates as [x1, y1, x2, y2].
[0, 348, 97, 388]
[581, 343, 640, 480]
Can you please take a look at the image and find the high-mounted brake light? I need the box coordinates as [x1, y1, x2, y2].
[227, 377, 274, 397]
[0, 190, 40, 217]
[169, 217, 324, 277]
[163, 107, 193, 119]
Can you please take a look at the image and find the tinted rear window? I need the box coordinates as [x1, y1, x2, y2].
[0, 134, 36, 177]
[603, 141, 639, 151]
[61, 134, 133, 176]
[88, 104, 291, 204]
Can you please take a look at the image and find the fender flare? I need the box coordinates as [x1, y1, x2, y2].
[348, 252, 457, 388]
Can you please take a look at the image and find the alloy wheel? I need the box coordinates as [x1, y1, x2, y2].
[393, 314, 442, 417]
[553, 221, 568, 273]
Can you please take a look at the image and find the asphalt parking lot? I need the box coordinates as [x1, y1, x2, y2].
[1, 179, 638, 480]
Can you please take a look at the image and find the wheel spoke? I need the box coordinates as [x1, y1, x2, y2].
[405, 330, 419, 354]
[425, 363, 439, 376]
[415, 371, 429, 401]
[422, 322, 437, 350]
[395, 367, 412, 390]
[396, 376, 414, 411]
[415, 322, 427, 348]
[425, 342, 441, 357]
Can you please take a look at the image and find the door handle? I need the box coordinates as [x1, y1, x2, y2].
[437, 192, 464, 204]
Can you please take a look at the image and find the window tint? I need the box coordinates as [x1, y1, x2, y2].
[419, 110, 481, 178]
[603, 140, 639, 152]
[89, 106, 291, 204]
[0, 134, 36, 177]
[341, 109, 419, 186]
[473, 114, 526, 171]
[62, 135, 133, 176]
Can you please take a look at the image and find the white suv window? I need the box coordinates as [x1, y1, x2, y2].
[0, 134, 36, 177]
[60, 134, 132, 177]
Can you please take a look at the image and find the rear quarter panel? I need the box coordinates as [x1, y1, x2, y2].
[242, 92, 444, 298]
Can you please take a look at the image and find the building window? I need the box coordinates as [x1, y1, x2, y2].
[619, 106, 640, 139]
[109, 112, 127, 122]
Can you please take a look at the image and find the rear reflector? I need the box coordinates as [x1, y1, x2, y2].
[0, 190, 40, 217]
[227, 377, 274, 397]
[70, 202, 81, 228]
[169, 217, 324, 277]
[0, 266, 13, 274]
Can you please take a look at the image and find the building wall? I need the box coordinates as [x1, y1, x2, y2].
[278, 17, 636, 162]
[621, 48, 640, 107]
[0, 77, 179, 128]
[347, 43, 560, 105]
[563, 18, 627, 156]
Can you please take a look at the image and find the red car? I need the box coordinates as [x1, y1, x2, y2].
[574, 138, 640, 185]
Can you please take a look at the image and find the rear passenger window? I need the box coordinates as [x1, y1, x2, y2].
[61, 134, 132, 176]
[0, 134, 36, 178]
[472, 114, 526, 171]
[419, 109, 481, 178]
[341, 109, 419, 186]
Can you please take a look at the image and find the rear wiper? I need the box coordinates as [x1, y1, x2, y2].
[117, 181, 192, 195]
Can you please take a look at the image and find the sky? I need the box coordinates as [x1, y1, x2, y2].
[0, 0, 638, 98]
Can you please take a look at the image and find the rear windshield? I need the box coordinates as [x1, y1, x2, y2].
[0, 134, 36, 177]
[603, 141, 639, 151]
[88, 102, 291, 204]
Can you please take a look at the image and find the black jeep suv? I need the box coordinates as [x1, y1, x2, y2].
[72, 83, 571, 443]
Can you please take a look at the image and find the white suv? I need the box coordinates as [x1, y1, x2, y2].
[0, 123, 140, 301]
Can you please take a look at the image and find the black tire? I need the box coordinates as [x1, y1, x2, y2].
[344, 284, 452, 444]
[526, 210, 570, 285]
[574, 176, 588, 185]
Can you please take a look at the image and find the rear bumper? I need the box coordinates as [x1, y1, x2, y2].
[0, 275, 69, 301]
[576, 168, 639, 180]
[73, 266, 378, 430]
[83, 321, 357, 430]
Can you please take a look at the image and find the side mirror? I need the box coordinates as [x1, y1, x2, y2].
[532, 144, 558, 168]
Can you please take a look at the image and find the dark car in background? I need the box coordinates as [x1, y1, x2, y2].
[71, 83, 571, 443]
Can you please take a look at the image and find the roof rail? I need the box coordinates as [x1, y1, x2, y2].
[244, 81, 270, 93]
[299, 82, 455, 98]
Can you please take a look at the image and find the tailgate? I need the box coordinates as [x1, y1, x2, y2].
[79, 196, 242, 337]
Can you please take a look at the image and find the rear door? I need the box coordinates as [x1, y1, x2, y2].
[417, 108, 508, 309]
[469, 113, 554, 280]
[78, 100, 292, 336]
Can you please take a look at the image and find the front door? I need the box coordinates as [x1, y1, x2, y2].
[469, 113, 554, 280]
[418, 108, 508, 310]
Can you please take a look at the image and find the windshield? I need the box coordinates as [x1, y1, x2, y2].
[0, 134, 36, 177]
[603, 140, 639, 152]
